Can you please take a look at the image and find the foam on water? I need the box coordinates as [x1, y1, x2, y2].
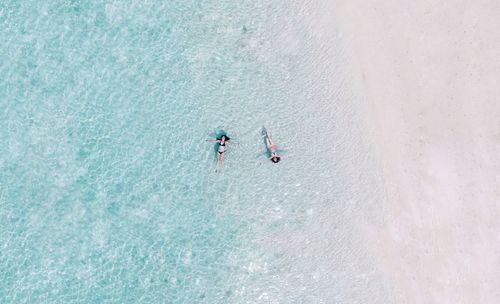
[1, 1, 388, 303]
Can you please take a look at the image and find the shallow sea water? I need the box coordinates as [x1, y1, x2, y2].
[1, 1, 388, 303]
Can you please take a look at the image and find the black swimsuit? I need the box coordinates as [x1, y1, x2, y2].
[218, 142, 226, 155]
[217, 136, 229, 155]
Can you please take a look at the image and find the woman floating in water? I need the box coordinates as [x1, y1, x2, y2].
[206, 134, 232, 172]
[263, 127, 281, 163]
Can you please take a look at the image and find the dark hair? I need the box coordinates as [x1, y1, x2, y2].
[271, 156, 281, 163]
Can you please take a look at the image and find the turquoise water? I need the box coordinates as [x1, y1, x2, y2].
[0, 1, 387, 303]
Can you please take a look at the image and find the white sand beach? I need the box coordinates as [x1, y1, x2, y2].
[328, 1, 500, 303]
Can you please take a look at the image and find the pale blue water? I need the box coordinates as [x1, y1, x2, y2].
[0, 1, 388, 303]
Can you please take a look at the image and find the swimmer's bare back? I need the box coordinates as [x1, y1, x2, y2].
[263, 127, 281, 163]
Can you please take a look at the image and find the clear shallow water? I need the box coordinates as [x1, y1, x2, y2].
[1, 1, 387, 303]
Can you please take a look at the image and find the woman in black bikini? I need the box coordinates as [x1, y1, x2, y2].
[206, 134, 231, 172]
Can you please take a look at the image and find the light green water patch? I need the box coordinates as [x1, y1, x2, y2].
[0, 0, 388, 303]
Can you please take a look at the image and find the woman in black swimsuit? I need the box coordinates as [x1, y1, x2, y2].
[206, 134, 231, 172]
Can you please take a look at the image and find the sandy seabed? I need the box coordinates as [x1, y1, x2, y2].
[321, 0, 500, 303]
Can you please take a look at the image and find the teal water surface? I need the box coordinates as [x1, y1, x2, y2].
[1, 1, 387, 303]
